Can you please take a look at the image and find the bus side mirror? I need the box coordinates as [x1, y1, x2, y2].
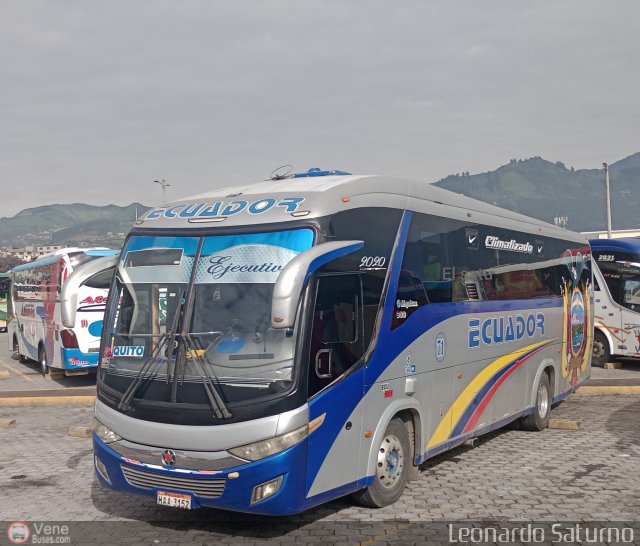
[61, 254, 119, 328]
[271, 240, 364, 329]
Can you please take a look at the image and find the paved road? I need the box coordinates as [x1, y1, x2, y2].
[0, 332, 96, 393]
[1, 394, 639, 544]
[2, 333, 640, 543]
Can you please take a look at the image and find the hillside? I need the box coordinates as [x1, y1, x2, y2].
[0, 203, 150, 248]
[434, 152, 640, 232]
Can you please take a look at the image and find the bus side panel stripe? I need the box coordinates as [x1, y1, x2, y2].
[461, 345, 546, 434]
[427, 340, 553, 448]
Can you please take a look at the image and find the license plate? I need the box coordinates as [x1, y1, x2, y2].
[156, 490, 192, 509]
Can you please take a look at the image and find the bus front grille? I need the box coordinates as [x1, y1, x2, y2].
[121, 464, 226, 498]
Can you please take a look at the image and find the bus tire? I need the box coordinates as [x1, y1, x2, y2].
[591, 330, 610, 368]
[38, 344, 49, 376]
[521, 373, 551, 431]
[14, 336, 27, 363]
[353, 418, 410, 508]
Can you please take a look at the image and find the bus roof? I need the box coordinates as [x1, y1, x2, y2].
[135, 170, 585, 243]
[11, 248, 119, 273]
[589, 237, 640, 253]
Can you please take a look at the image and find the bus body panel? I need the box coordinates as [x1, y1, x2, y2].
[94, 399, 308, 452]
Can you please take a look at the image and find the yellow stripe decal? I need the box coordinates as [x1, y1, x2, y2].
[426, 340, 552, 449]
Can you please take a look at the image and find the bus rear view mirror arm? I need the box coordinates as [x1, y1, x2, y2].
[271, 240, 364, 329]
[61, 254, 120, 328]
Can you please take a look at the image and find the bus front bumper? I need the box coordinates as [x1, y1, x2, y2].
[93, 434, 308, 516]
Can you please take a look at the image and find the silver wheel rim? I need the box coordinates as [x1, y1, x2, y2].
[592, 340, 604, 360]
[376, 433, 404, 489]
[537, 382, 549, 418]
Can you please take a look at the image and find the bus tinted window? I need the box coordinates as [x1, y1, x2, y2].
[322, 207, 403, 354]
[83, 267, 114, 289]
[392, 213, 584, 329]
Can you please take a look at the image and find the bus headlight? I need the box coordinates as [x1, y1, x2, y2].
[251, 475, 284, 504]
[94, 419, 122, 444]
[228, 424, 308, 461]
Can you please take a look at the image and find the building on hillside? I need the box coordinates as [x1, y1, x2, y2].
[0, 245, 65, 261]
[581, 229, 640, 240]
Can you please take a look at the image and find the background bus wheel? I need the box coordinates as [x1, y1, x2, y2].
[591, 331, 610, 368]
[38, 344, 49, 376]
[14, 336, 27, 363]
[353, 418, 410, 508]
[521, 373, 551, 431]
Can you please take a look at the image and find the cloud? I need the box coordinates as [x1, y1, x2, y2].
[0, 0, 639, 216]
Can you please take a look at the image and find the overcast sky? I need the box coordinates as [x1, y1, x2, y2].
[1, 1, 638, 217]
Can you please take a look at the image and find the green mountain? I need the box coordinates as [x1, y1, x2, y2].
[434, 152, 640, 232]
[0, 203, 150, 248]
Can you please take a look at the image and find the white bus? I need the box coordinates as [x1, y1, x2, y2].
[91, 169, 592, 515]
[590, 237, 640, 366]
[9, 248, 119, 377]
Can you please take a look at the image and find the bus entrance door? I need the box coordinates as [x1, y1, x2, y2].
[306, 274, 365, 498]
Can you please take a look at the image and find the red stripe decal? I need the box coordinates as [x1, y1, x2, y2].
[463, 346, 546, 434]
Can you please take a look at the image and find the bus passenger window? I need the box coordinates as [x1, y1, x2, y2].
[623, 278, 640, 311]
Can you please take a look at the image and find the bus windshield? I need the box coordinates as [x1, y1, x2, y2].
[99, 229, 315, 421]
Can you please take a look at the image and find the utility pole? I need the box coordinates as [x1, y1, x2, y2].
[154, 179, 171, 203]
[602, 163, 612, 238]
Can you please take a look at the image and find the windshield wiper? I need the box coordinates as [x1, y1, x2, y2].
[182, 333, 232, 419]
[117, 289, 185, 412]
[168, 236, 232, 419]
[117, 332, 170, 412]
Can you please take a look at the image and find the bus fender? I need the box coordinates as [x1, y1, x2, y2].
[528, 358, 557, 408]
[593, 326, 614, 357]
[363, 398, 423, 480]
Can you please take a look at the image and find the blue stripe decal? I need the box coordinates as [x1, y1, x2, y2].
[303, 242, 364, 285]
[305, 208, 564, 495]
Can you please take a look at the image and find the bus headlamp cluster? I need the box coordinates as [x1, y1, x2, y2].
[228, 424, 308, 461]
[94, 420, 122, 444]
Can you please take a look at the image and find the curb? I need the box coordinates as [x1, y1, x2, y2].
[575, 385, 640, 395]
[0, 395, 96, 406]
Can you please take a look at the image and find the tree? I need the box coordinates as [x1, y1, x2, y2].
[0, 256, 28, 273]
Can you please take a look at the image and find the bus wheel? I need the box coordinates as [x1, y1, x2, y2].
[38, 344, 49, 376]
[14, 336, 27, 363]
[353, 418, 410, 508]
[521, 373, 551, 431]
[591, 331, 610, 368]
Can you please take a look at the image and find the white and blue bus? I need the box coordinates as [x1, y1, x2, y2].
[9, 248, 119, 377]
[92, 169, 592, 515]
[590, 237, 640, 366]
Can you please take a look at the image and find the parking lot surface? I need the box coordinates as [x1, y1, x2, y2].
[1, 335, 640, 544]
